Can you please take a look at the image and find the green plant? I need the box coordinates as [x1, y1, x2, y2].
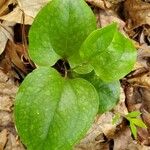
[14, 0, 137, 149]
[112, 111, 147, 139]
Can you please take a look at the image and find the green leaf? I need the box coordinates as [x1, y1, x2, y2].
[126, 111, 141, 118]
[72, 71, 120, 113]
[80, 23, 137, 82]
[14, 67, 99, 150]
[29, 0, 96, 66]
[69, 53, 94, 74]
[130, 118, 147, 128]
[130, 122, 137, 139]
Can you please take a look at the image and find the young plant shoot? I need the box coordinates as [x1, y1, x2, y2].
[14, 0, 137, 149]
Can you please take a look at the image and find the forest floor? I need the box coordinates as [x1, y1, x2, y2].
[0, 0, 150, 150]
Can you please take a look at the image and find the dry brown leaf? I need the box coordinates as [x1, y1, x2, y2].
[4, 133, 25, 150]
[0, 111, 12, 127]
[113, 127, 149, 150]
[136, 46, 150, 69]
[6, 41, 27, 74]
[124, 0, 150, 29]
[0, 7, 33, 25]
[17, 0, 50, 18]
[0, 70, 18, 127]
[0, 129, 8, 150]
[113, 87, 128, 115]
[0, 0, 16, 17]
[0, 96, 13, 112]
[86, 0, 112, 9]
[113, 127, 132, 150]
[128, 72, 150, 88]
[96, 9, 125, 33]
[140, 88, 150, 113]
[0, 21, 15, 55]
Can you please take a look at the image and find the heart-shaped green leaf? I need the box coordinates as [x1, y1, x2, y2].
[14, 67, 99, 150]
[72, 71, 120, 113]
[80, 23, 137, 82]
[29, 0, 96, 66]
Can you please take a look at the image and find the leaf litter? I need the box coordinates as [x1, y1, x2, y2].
[0, 0, 150, 149]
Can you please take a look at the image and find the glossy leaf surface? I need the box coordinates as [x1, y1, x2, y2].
[80, 23, 137, 82]
[15, 67, 99, 150]
[72, 71, 120, 113]
[29, 0, 96, 66]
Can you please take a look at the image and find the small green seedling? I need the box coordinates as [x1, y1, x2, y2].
[14, 0, 137, 149]
[112, 111, 147, 139]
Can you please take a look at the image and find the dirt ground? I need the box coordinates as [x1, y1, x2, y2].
[0, 0, 150, 149]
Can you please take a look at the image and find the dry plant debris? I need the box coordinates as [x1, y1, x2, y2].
[0, 0, 150, 149]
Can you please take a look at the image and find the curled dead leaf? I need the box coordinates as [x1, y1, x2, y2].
[17, 0, 50, 18]
[0, 96, 13, 112]
[4, 133, 25, 150]
[128, 72, 150, 88]
[0, 0, 16, 17]
[0, 21, 15, 55]
[86, 0, 112, 9]
[0, 129, 8, 150]
[124, 0, 150, 29]
[0, 7, 33, 25]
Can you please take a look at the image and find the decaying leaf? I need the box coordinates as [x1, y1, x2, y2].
[0, 0, 16, 17]
[17, 0, 50, 18]
[4, 133, 25, 150]
[0, 96, 13, 112]
[0, 129, 8, 150]
[5, 40, 28, 74]
[0, 21, 15, 55]
[0, 7, 33, 25]
[86, 0, 112, 9]
[124, 0, 150, 29]
[128, 72, 150, 88]
[97, 9, 126, 33]
[113, 127, 149, 150]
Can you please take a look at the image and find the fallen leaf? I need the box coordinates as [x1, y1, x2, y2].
[124, 0, 150, 29]
[0, 96, 13, 112]
[97, 9, 125, 33]
[0, 0, 16, 17]
[114, 127, 149, 150]
[6, 40, 28, 74]
[0, 21, 14, 55]
[0, 129, 8, 150]
[86, 0, 112, 9]
[0, 111, 12, 127]
[4, 133, 25, 150]
[17, 0, 50, 18]
[128, 72, 150, 88]
[0, 7, 33, 25]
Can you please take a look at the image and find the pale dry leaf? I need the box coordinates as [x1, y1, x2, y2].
[124, 0, 150, 29]
[113, 127, 132, 150]
[97, 9, 126, 33]
[0, 129, 8, 150]
[0, 0, 16, 17]
[6, 40, 27, 74]
[0, 21, 15, 55]
[113, 87, 128, 115]
[113, 127, 149, 150]
[136, 46, 150, 69]
[86, 0, 112, 9]
[0, 111, 12, 127]
[0, 96, 13, 112]
[4, 133, 25, 150]
[17, 0, 51, 18]
[128, 72, 150, 88]
[0, 7, 33, 25]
